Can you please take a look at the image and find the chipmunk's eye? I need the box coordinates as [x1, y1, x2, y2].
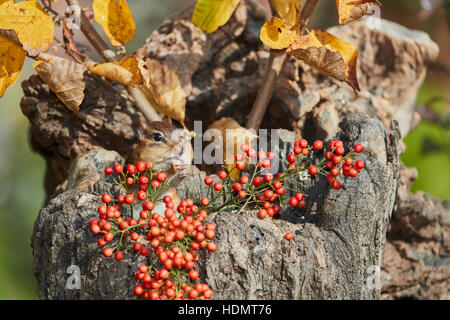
[152, 132, 163, 142]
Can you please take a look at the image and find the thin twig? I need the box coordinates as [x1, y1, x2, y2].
[245, 0, 319, 131]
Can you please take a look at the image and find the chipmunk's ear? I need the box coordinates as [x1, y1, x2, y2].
[136, 116, 149, 139]
[163, 116, 173, 126]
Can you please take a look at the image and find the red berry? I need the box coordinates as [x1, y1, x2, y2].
[232, 183, 242, 192]
[287, 154, 296, 164]
[345, 158, 354, 166]
[135, 161, 145, 172]
[238, 190, 246, 198]
[146, 162, 154, 170]
[332, 155, 342, 165]
[207, 242, 217, 252]
[240, 176, 249, 184]
[326, 151, 334, 160]
[103, 248, 113, 257]
[90, 224, 100, 234]
[114, 251, 124, 261]
[134, 285, 143, 296]
[201, 197, 209, 206]
[313, 140, 323, 150]
[104, 167, 113, 175]
[330, 167, 340, 176]
[204, 176, 213, 185]
[213, 182, 223, 191]
[127, 164, 136, 175]
[349, 168, 358, 177]
[264, 173, 274, 182]
[273, 181, 282, 189]
[335, 146, 345, 156]
[151, 180, 160, 189]
[258, 209, 267, 219]
[299, 139, 308, 148]
[354, 144, 364, 153]
[267, 152, 274, 159]
[332, 180, 341, 189]
[261, 159, 271, 169]
[247, 148, 256, 159]
[295, 193, 304, 201]
[113, 164, 123, 174]
[218, 171, 227, 180]
[124, 194, 135, 205]
[236, 162, 245, 171]
[355, 160, 365, 169]
[326, 174, 335, 184]
[156, 172, 167, 182]
[240, 143, 249, 152]
[285, 232, 293, 241]
[101, 193, 111, 204]
[308, 166, 318, 175]
[189, 270, 199, 281]
[137, 191, 147, 201]
[253, 176, 263, 187]
[294, 146, 302, 155]
[289, 197, 298, 207]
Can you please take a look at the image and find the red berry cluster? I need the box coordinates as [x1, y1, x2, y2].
[90, 138, 365, 299]
[90, 161, 217, 300]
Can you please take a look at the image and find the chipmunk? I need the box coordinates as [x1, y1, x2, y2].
[128, 117, 194, 219]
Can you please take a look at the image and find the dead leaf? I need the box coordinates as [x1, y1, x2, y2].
[0, 0, 54, 56]
[34, 56, 86, 114]
[192, 0, 241, 33]
[63, 18, 85, 64]
[272, 0, 301, 29]
[287, 30, 360, 91]
[336, 0, 381, 25]
[0, 35, 26, 97]
[260, 17, 300, 50]
[208, 117, 258, 180]
[140, 59, 186, 125]
[93, 0, 135, 46]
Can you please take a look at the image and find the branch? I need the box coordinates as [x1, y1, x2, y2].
[64, 0, 162, 122]
[246, 0, 319, 130]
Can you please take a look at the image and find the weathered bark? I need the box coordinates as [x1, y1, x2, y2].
[21, 0, 447, 299]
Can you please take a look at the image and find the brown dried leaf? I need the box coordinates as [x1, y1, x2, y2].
[208, 117, 258, 180]
[34, 56, 86, 114]
[287, 30, 360, 91]
[140, 59, 186, 125]
[336, 0, 381, 25]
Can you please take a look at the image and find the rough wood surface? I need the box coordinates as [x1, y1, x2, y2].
[21, 0, 448, 299]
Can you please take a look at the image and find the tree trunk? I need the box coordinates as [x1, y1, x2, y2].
[21, 0, 448, 299]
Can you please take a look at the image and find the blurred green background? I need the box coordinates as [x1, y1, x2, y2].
[0, 0, 448, 299]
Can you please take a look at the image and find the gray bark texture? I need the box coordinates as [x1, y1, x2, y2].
[21, 0, 448, 299]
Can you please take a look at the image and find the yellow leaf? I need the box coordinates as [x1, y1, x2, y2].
[260, 17, 299, 50]
[272, 0, 301, 29]
[89, 62, 137, 87]
[336, 0, 381, 25]
[0, 0, 54, 56]
[208, 117, 258, 180]
[34, 55, 86, 114]
[192, 0, 241, 33]
[140, 59, 186, 125]
[0, 35, 26, 96]
[287, 30, 360, 91]
[93, 0, 135, 46]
